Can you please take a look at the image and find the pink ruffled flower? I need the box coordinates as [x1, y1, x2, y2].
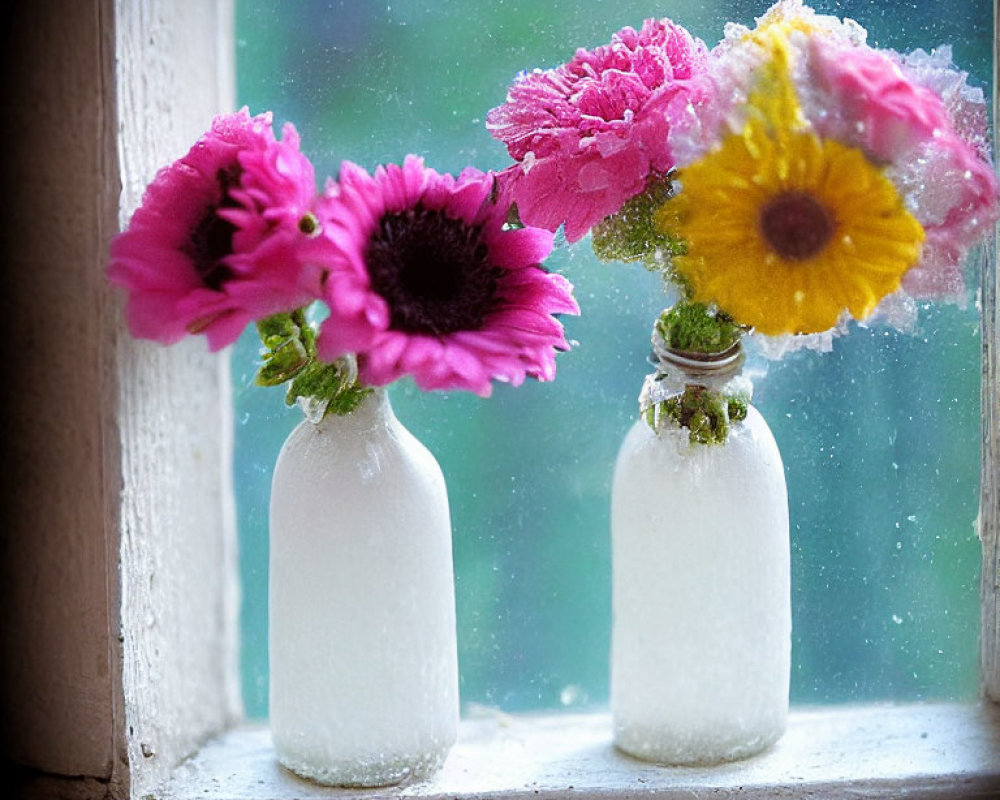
[808, 37, 999, 300]
[898, 134, 1000, 300]
[899, 46, 994, 165]
[809, 39, 951, 163]
[108, 108, 319, 350]
[487, 18, 711, 242]
[691, 4, 999, 314]
[312, 156, 579, 397]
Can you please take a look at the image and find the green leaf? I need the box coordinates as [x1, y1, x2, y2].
[648, 384, 746, 445]
[255, 337, 310, 387]
[253, 307, 370, 419]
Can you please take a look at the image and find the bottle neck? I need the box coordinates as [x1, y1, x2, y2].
[651, 338, 746, 392]
[639, 338, 753, 444]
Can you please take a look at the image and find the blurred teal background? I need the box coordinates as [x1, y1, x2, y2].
[232, 0, 993, 718]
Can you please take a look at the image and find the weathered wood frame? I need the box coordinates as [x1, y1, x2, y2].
[1, 3, 126, 794]
[1, 1, 237, 798]
[979, 2, 1000, 705]
[0, 1, 997, 798]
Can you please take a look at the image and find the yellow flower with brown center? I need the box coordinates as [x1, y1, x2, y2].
[656, 30, 925, 336]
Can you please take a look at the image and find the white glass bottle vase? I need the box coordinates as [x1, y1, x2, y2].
[610, 346, 790, 765]
[269, 388, 458, 786]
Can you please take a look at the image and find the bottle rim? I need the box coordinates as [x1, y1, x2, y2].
[650, 339, 744, 379]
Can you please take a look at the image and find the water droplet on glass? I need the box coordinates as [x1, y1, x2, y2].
[560, 684, 586, 706]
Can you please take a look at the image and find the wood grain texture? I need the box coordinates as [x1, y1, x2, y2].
[0, 1, 238, 796]
[0, 0, 123, 784]
[112, 1, 240, 798]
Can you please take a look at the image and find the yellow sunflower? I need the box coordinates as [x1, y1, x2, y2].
[656, 31, 925, 337]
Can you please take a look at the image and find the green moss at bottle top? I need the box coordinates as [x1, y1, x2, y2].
[655, 302, 742, 354]
[645, 301, 748, 445]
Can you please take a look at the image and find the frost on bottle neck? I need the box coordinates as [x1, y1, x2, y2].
[640, 335, 752, 446]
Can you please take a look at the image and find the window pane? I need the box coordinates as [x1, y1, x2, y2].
[233, 0, 993, 718]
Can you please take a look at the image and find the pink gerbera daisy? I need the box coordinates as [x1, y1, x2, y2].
[486, 18, 712, 242]
[312, 156, 579, 397]
[108, 108, 319, 350]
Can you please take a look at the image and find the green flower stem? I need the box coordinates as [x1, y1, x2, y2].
[254, 307, 370, 419]
[643, 301, 749, 445]
[591, 172, 685, 274]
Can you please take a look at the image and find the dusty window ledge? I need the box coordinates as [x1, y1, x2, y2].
[163, 701, 1000, 799]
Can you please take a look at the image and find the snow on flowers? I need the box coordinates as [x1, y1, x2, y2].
[108, 110, 579, 409]
[655, 30, 928, 337]
[487, 0, 999, 348]
[481, 0, 998, 442]
[660, 0, 1000, 341]
[108, 1, 999, 418]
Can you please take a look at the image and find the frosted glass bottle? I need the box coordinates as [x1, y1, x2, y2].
[269, 388, 458, 786]
[610, 403, 790, 765]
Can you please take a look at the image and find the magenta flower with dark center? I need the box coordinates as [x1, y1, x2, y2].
[184, 164, 243, 292]
[365, 207, 500, 336]
[108, 108, 319, 350]
[312, 156, 579, 397]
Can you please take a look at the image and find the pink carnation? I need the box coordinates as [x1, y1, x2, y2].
[108, 108, 319, 350]
[487, 18, 711, 242]
[312, 156, 579, 397]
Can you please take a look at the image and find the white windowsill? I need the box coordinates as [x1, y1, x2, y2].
[164, 702, 1000, 799]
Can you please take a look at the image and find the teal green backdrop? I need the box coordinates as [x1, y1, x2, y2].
[232, 0, 993, 718]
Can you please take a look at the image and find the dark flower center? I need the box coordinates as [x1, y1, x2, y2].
[184, 165, 242, 291]
[366, 206, 501, 335]
[759, 191, 835, 261]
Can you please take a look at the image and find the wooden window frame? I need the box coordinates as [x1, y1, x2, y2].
[1, 1, 238, 797]
[0, 1, 997, 798]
